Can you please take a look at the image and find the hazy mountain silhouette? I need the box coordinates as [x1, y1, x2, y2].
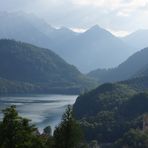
[55, 25, 133, 72]
[0, 12, 133, 72]
[88, 47, 148, 83]
[122, 29, 148, 51]
[0, 11, 56, 48]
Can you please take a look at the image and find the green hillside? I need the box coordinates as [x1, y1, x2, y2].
[73, 77, 148, 144]
[0, 39, 96, 94]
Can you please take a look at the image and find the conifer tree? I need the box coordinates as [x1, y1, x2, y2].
[53, 105, 82, 148]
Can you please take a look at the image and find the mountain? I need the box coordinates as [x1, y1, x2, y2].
[74, 83, 136, 119]
[0, 12, 133, 73]
[0, 11, 56, 49]
[0, 39, 96, 94]
[0, 11, 78, 50]
[88, 47, 148, 83]
[48, 27, 78, 41]
[73, 77, 148, 144]
[122, 29, 148, 51]
[55, 25, 133, 72]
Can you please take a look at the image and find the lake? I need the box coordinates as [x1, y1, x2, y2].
[0, 94, 77, 133]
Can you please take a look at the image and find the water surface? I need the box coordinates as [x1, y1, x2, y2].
[0, 94, 77, 133]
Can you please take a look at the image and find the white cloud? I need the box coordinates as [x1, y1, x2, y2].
[70, 27, 86, 33]
[117, 0, 148, 16]
[72, 0, 121, 7]
[72, 0, 106, 7]
[72, 0, 148, 17]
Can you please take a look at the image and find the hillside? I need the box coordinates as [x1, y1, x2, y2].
[88, 47, 148, 83]
[0, 39, 96, 94]
[73, 78, 148, 144]
[74, 83, 136, 119]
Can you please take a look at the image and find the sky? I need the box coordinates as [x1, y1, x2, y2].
[0, 0, 148, 36]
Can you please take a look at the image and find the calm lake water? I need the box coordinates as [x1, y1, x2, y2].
[0, 94, 77, 133]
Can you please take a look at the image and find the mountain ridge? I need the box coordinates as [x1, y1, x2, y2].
[88, 47, 148, 83]
[0, 39, 97, 94]
[122, 29, 148, 51]
[0, 11, 133, 72]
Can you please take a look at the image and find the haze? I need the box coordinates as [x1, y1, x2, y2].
[1, 0, 148, 36]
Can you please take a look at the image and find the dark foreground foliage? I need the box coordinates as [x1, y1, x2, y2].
[114, 129, 148, 148]
[73, 83, 148, 146]
[54, 105, 83, 148]
[0, 105, 83, 148]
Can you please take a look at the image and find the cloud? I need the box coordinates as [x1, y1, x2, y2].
[72, 0, 148, 17]
[0, 0, 148, 35]
[70, 28, 86, 33]
[117, 0, 148, 16]
[72, 0, 106, 7]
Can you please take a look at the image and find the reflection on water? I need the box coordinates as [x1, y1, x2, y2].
[0, 94, 77, 132]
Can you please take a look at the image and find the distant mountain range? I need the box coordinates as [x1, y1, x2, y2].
[54, 25, 132, 72]
[0, 11, 134, 73]
[122, 29, 148, 50]
[88, 47, 148, 83]
[0, 39, 96, 94]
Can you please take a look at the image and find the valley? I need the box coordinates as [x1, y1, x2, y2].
[1, 6, 148, 147]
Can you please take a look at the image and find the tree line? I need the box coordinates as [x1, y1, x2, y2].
[0, 105, 84, 148]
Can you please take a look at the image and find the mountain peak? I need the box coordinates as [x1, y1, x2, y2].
[88, 25, 102, 31]
[91, 24, 101, 29]
[57, 27, 76, 34]
[53, 27, 78, 37]
[85, 25, 107, 35]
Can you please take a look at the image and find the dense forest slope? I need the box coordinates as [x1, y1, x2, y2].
[73, 77, 148, 144]
[0, 39, 96, 94]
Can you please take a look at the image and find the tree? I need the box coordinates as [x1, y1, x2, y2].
[41, 126, 54, 148]
[114, 129, 148, 148]
[0, 105, 44, 148]
[53, 105, 83, 148]
[43, 126, 52, 137]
